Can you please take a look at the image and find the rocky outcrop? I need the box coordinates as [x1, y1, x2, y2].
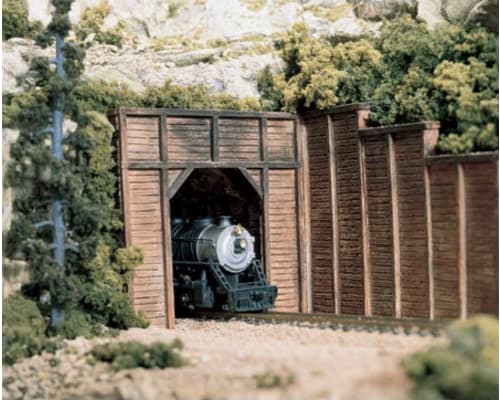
[4, 0, 493, 97]
[465, 0, 498, 32]
[351, 0, 417, 20]
[4, 0, 385, 96]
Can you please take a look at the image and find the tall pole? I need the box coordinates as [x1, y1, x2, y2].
[51, 33, 66, 328]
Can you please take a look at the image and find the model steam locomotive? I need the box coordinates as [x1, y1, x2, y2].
[171, 216, 277, 313]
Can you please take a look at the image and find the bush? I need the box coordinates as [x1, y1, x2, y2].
[2, 0, 43, 41]
[403, 315, 499, 400]
[2, 0, 29, 40]
[2, 294, 59, 365]
[90, 339, 186, 370]
[76, 0, 124, 48]
[259, 16, 498, 153]
[253, 370, 296, 389]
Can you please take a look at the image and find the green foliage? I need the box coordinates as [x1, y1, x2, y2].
[90, 339, 186, 370]
[2, 0, 29, 40]
[2, 0, 43, 41]
[403, 315, 499, 400]
[2, 294, 60, 365]
[253, 370, 296, 389]
[260, 16, 499, 153]
[257, 65, 284, 111]
[4, 0, 147, 361]
[167, 0, 184, 18]
[75, 0, 124, 48]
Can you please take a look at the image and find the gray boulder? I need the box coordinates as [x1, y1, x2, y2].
[350, 0, 417, 20]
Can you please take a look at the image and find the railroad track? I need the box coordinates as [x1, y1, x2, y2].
[190, 310, 446, 336]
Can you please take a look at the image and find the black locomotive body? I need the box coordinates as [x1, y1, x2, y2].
[171, 216, 277, 313]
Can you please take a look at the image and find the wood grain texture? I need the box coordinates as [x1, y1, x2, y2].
[128, 169, 166, 326]
[363, 135, 394, 317]
[167, 117, 211, 161]
[218, 118, 261, 161]
[464, 162, 499, 316]
[297, 118, 312, 312]
[394, 132, 429, 318]
[430, 163, 460, 319]
[267, 119, 296, 162]
[424, 165, 435, 319]
[268, 169, 300, 312]
[328, 116, 340, 315]
[305, 115, 335, 313]
[126, 116, 161, 161]
[333, 112, 364, 315]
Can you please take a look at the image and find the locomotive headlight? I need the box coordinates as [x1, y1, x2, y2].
[234, 238, 247, 254]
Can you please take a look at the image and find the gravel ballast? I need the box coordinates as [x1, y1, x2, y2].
[3, 319, 440, 400]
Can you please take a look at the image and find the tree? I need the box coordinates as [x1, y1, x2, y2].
[4, 0, 146, 335]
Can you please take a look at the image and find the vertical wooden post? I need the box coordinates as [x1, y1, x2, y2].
[160, 112, 175, 328]
[388, 134, 401, 318]
[327, 115, 341, 314]
[359, 136, 371, 316]
[296, 118, 312, 313]
[424, 164, 435, 320]
[211, 115, 219, 161]
[457, 162, 467, 320]
[260, 118, 271, 280]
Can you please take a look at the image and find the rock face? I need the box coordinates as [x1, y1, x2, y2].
[351, 0, 417, 20]
[2, 0, 378, 97]
[3, 0, 492, 97]
[465, 0, 498, 32]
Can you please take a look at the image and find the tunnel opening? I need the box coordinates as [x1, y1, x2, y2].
[170, 168, 263, 258]
[169, 168, 276, 316]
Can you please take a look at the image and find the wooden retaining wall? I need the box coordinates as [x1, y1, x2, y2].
[426, 154, 499, 318]
[111, 105, 497, 327]
[111, 108, 310, 328]
[302, 105, 498, 319]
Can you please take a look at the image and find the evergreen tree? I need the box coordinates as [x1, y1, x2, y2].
[4, 0, 147, 335]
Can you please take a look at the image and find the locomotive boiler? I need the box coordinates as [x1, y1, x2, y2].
[171, 216, 277, 313]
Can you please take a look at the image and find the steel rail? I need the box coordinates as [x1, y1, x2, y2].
[189, 311, 447, 336]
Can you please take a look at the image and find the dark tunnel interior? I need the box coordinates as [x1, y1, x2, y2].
[170, 168, 263, 257]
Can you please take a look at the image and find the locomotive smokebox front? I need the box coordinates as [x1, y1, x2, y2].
[171, 215, 276, 313]
[172, 216, 255, 274]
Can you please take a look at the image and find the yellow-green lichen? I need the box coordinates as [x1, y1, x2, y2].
[241, 0, 267, 12]
[167, 0, 185, 18]
[304, 3, 352, 22]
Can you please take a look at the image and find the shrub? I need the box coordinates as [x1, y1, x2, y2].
[253, 370, 296, 389]
[167, 1, 184, 18]
[259, 16, 499, 153]
[2, 0, 44, 41]
[2, 294, 60, 365]
[76, 0, 124, 47]
[403, 315, 499, 400]
[257, 65, 284, 111]
[90, 339, 186, 370]
[2, 0, 29, 40]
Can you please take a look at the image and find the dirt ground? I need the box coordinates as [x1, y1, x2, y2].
[3, 319, 441, 400]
